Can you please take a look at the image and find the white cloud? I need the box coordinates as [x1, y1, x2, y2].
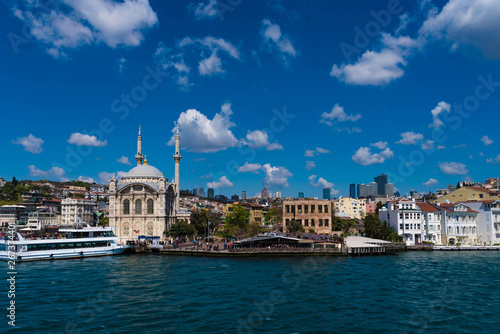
[423, 178, 438, 187]
[454, 144, 467, 149]
[308, 175, 340, 195]
[481, 135, 494, 146]
[68, 133, 107, 147]
[117, 58, 127, 74]
[429, 101, 451, 129]
[207, 176, 233, 189]
[117, 156, 132, 165]
[397, 132, 424, 145]
[421, 140, 434, 150]
[28, 165, 68, 181]
[352, 146, 394, 166]
[371, 141, 388, 150]
[320, 104, 361, 127]
[305, 161, 316, 171]
[420, 0, 500, 59]
[260, 19, 298, 65]
[188, 0, 218, 20]
[243, 130, 283, 151]
[237, 162, 293, 188]
[437, 145, 446, 150]
[12, 0, 158, 58]
[439, 162, 469, 175]
[168, 102, 238, 153]
[304, 147, 330, 157]
[486, 155, 500, 165]
[98, 171, 127, 184]
[331, 34, 420, 86]
[78, 176, 96, 183]
[13, 134, 44, 154]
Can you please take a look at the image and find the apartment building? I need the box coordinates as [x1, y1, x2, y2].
[282, 200, 332, 234]
[61, 198, 97, 225]
[333, 197, 366, 219]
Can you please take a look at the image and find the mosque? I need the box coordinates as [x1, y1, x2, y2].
[108, 125, 181, 243]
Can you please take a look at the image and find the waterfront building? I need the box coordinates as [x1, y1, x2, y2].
[416, 202, 442, 244]
[223, 202, 264, 225]
[349, 184, 356, 199]
[61, 198, 97, 225]
[323, 188, 331, 200]
[207, 188, 215, 200]
[108, 125, 178, 243]
[379, 199, 424, 246]
[333, 197, 366, 220]
[437, 203, 478, 246]
[282, 200, 332, 234]
[461, 200, 500, 245]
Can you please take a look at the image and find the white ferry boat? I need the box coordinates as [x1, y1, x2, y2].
[0, 225, 130, 262]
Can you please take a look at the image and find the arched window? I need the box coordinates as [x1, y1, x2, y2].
[135, 200, 142, 214]
[147, 199, 154, 214]
[123, 200, 130, 215]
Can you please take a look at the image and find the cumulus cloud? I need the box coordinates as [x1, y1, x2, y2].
[397, 132, 424, 145]
[28, 165, 68, 181]
[352, 145, 394, 166]
[331, 34, 421, 86]
[423, 178, 438, 187]
[439, 162, 469, 175]
[188, 0, 218, 20]
[116, 57, 128, 74]
[421, 140, 434, 150]
[237, 162, 293, 188]
[304, 147, 330, 157]
[481, 135, 494, 146]
[117, 156, 132, 165]
[371, 141, 388, 150]
[305, 161, 316, 171]
[486, 155, 500, 165]
[437, 145, 446, 150]
[78, 176, 96, 183]
[243, 130, 283, 151]
[429, 101, 451, 129]
[320, 104, 361, 129]
[68, 133, 107, 147]
[420, 0, 500, 59]
[13, 134, 44, 154]
[98, 171, 127, 184]
[207, 176, 233, 189]
[12, 0, 158, 58]
[260, 19, 298, 66]
[308, 175, 340, 195]
[168, 102, 238, 153]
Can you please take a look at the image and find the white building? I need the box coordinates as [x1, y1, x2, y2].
[379, 199, 424, 246]
[61, 198, 97, 225]
[416, 202, 442, 244]
[464, 200, 500, 245]
[437, 203, 478, 246]
[334, 197, 366, 220]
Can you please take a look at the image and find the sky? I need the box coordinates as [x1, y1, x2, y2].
[1, 0, 500, 198]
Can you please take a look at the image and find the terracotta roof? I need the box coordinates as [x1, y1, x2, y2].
[465, 186, 492, 193]
[416, 202, 440, 212]
[440, 203, 478, 213]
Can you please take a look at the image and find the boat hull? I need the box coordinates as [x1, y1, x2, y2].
[0, 245, 131, 262]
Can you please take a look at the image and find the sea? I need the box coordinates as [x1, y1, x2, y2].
[2, 251, 500, 334]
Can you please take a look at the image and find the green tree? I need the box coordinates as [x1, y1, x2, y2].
[248, 222, 263, 237]
[286, 220, 305, 236]
[99, 216, 109, 226]
[167, 220, 195, 239]
[226, 205, 250, 229]
[264, 206, 281, 227]
[190, 209, 220, 236]
[375, 201, 383, 215]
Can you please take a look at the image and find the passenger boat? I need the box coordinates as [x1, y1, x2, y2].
[0, 225, 130, 262]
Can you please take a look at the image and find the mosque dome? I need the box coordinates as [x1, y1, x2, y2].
[125, 164, 162, 178]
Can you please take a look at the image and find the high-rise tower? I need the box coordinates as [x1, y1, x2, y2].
[173, 123, 181, 212]
[135, 125, 143, 165]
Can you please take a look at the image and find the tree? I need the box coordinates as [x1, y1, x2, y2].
[190, 209, 220, 236]
[286, 220, 305, 236]
[248, 222, 263, 237]
[264, 206, 281, 226]
[226, 205, 250, 229]
[167, 221, 195, 239]
[375, 201, 383, 215]
[363, 215, 402, 242]
[99, 216, 109, 226]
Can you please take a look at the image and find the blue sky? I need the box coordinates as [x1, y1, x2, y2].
[1, 0, 499, 198]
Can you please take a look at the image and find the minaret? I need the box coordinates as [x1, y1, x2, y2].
[135, 124, 143, 165]
[173, 123, 181, 212]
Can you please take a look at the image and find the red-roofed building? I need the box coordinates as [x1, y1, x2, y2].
[435, 202, 478, 246]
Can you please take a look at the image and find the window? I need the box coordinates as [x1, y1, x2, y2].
[298, 205, 302, 213]
[285, 205, 290, 213]
[311, 219, 315, 227]
[325, 219, 329, 227]
[147, 199, 154, 214]
[324, 205, 329, 213]
[304, 205, 308, 213]
[399, 224, 403, 229]
[405, 224, 409, 229]
[135, 200, 142, 214]
[311, 205, 315, 213]
[319, 219, 323, 227]
[318, 205, 323, 213]
[304, 219, 309, 227]
[123, 200, 130, 215]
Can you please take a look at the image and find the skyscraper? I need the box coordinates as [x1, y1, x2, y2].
[349, 183, 357, 199]
[298, 192, 304, 199]
[207, 188, 214, 199]
[262, 188, 268, 199]
[323, 188, 331, 200]
[375, 174, 388, 196]
[385, 183, 394, 197]
[241, 191, 247, 201]
[369, 182, 378, 197]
